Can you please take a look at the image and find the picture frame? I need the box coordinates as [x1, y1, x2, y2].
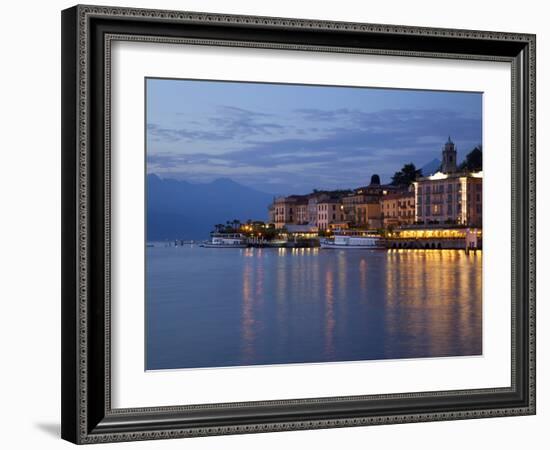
[61, 4, 536, 444]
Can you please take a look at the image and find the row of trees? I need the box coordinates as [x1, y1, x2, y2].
[390, 163, 422, 186]
[459, 146, 482, 172]
[212, 220, 279, 239]
[390, 145, 482, 186]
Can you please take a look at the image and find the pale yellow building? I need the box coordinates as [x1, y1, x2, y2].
[380, 191, 415, 228]
[341, 174, 394, 227]
[271, 194, 326, 229]
[413, 138, 482, 227]
[271, 195, 308, 229]
[413, 172, 482, 226]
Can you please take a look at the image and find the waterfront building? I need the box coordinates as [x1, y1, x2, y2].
[271, 196, 291, 229]
[283, 224, 319, 238]
[317, 198, 345, 230]
[380, 189, 415, 228]
[341, 174, 391, 228]
[269, 175, 392, 231]
[271, 195, 308, 229]
[342, 190, 378, 224]
[355, 202, 383, 229]
[306, 192, 330, 227]
[294, 201, 309, 225]
[386, 226, 482, 250]
[413, 172, 482, 226]
[413, 137, 482, 227]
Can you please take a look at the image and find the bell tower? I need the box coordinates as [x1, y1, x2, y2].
[441, 136, 457, 173]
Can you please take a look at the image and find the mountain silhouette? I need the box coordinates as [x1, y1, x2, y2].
[147, 174, 273, 240]
[420, 158, 441, 176]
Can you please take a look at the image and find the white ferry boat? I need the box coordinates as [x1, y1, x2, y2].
[200, 233, 248, 248]
[321, 232, 385, 249]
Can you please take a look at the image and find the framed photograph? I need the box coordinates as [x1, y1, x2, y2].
[61, 5, 536, 444]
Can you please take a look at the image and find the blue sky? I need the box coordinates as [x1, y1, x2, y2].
[146, 78, 482, 195]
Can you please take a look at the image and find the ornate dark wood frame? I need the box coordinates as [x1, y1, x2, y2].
[61, 4, 536, 444]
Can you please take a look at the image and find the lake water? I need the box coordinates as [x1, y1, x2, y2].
[146, 246, 482, 370]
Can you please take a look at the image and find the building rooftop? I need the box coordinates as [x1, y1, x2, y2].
[381, 191, 415, 201]
[318, 198, 342, 204]
[415, 170, 483, 182]
[353, 183, 400, 194]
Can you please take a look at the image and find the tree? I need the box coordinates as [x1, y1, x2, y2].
[391, 163, 422, 186]
[459, 146, 482, 172]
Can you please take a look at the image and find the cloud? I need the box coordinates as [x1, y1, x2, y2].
[294, 108, 355, 122]
[193, 108, 478, 166]
[147, 123, 230, 142]
[207, 106, 285, 136]
[147, 107, 481, 193]
[149, 105, 288, 144]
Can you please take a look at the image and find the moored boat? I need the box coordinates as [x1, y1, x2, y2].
[321, 232, 385, 249]
[200, 233, 248, 248]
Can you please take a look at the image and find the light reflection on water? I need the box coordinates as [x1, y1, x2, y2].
[146, 247, 482, 370]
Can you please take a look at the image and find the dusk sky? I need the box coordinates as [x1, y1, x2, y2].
[146, 78, 482, 195]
